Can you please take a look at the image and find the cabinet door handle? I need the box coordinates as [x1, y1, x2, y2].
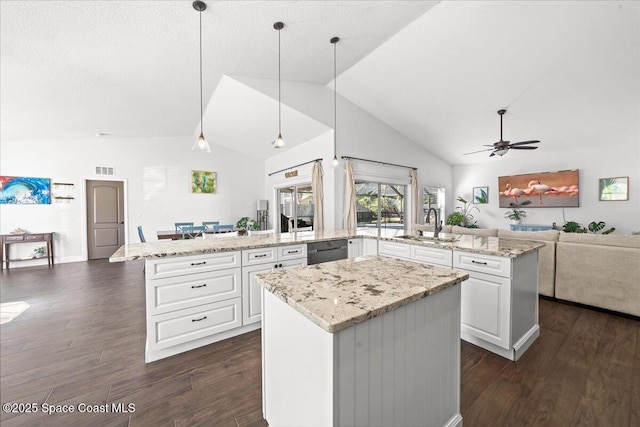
[274, 264, 279, 268]
[254, 254, 267, 258]
[191, 284, 207, 289]
[192, 316, 207, 322]
[471, 260, 487, 265]
[286, 250, 297, 254]
[279, 263, 283, 268]
[191, 261, 207, 266]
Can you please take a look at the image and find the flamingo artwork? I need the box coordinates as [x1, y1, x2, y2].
[504, 183, 525, 204]
[528, 180, 556, 205]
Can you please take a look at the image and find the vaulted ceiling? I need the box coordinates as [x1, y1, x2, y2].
[1, 1, 638, 166]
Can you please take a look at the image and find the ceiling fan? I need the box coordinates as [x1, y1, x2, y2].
[464, 109, 540, 157]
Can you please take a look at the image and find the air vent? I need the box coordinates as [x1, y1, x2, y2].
[95, 166, 115, 176]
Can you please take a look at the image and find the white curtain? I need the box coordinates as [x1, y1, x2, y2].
[312, 161, 324, 232]
[410, 170, 419, 228]
[345, 160, 357, 233]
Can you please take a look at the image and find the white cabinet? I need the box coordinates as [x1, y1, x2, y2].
[241, 244, 307, 326]
[454, 250, 539, 361]
[347, 238, 362, 258]
[378, 240, 411, 259]
[145, 251, 245, 362]
[362, 238, 378, 256]
[410, 245, 452, 267]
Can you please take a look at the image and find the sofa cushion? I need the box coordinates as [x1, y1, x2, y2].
[555, 237, 640, 317]
[498, 229, 560, 297]
[451, 226, 498, 237]
[558, 233, 640, 248]
[412, 224, 453, 235]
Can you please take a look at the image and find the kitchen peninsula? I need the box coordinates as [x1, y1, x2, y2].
[110, 230, 544, 363]
[257, 256, 469, 427]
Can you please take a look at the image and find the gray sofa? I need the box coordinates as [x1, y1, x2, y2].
[555, 233, 640, 317]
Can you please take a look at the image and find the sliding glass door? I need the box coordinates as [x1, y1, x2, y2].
[277, 184, 314, 232]
[355, 181, 406, 234]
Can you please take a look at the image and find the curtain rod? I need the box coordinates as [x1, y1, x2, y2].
[341, 156, 417, 171]
[268, 158, 323, 176]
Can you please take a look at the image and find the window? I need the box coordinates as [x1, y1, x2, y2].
[355, 181, 406, 234]
[423, 186, 445, 225]
[277, 184, 314, 232]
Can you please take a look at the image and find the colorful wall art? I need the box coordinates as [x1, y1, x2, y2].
[191, 170, 217, 194]
[0, 176, 51, 204]
[498, 169, 579, 208]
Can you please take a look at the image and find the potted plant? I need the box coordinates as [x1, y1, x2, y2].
[236, 216, 260, 236]
[446, 196, 480, 228]
[32, 246, 47, 259]
[504, 200, 531, 224]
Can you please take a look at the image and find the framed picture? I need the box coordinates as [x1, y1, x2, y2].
[498, 169, 579, 208]
[191, 170, 217, 194]
[0, 176, 51, 204]
[473, 186, 488, 204]
[599, 177, 628, 201]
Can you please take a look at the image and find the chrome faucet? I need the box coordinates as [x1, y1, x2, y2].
[425, 207, 443, 238]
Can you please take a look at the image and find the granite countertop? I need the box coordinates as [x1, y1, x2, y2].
[109, 228, 544, 262]
[382, 232, 546, 258]
[257, 255, 469, 333]
[109, 229, 358, 262]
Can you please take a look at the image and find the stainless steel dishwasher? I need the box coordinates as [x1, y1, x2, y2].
[307, 239, 348, 265]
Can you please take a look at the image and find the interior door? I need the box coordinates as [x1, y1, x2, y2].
[87, 180, 124, 259]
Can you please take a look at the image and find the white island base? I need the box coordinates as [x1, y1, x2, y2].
[262, 285, 463, 427]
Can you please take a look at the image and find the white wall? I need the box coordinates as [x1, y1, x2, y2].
[453, 146, 640, 234]
[0, 136, 265, 265]
[237, 76, 454, 229]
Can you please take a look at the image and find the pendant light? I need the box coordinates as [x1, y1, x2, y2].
[273, 22, 285, 149]
[330, 36, 340, 167]
[192, 1, 211, 153]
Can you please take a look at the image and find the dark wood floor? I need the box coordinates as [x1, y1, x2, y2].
[1, 260, 638, 426]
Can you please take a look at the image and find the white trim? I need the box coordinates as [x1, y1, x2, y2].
[513, 325, 541, 361]
[444, 413, 464, 427]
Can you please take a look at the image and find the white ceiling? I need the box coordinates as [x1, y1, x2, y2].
[1, 1, 638, 166]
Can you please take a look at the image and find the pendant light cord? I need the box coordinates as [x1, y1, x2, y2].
[199, 9, 204, 136]
[278, 27, 282, 136]
[330, 36, 339, 162]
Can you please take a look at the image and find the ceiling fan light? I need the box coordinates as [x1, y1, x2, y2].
[494, 148, 509, 157]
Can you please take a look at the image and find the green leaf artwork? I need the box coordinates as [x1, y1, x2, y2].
[192, 170, 217, 194]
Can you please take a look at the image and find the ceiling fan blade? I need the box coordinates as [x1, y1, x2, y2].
[489, 151, 496, 157]
[510, 140, 540, 146]
[509, 146, 538, 150]
[464, 148, 495, 155]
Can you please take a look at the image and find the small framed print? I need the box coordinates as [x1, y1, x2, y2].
[599, 177, 628, 201]
[473, 186, 488, 204]
[192, 170, 217, 194]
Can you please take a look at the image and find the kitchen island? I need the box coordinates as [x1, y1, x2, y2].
[110, 229, 543, 363]
[257, 256, 469, 427]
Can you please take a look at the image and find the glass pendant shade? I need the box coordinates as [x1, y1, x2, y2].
[193, 132, 211, 153]
[273, 133, 285, 149]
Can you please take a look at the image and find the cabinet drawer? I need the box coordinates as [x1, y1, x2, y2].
[149, 268, 241, 315]
[453, 251, 511, 278]
[25, 234, 45, 241]
[149, 298, 242, 351]
[243, 247, 277, 266]
[4, 235, 25, 242]
[147, 252, 241, 280]
[278, 244, 307, 261]
[411, 245, 452, 267]
[378, 240, 411, 259]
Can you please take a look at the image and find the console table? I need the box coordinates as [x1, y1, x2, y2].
[509, 224, 554, 232]
[1, 233, 54, 270]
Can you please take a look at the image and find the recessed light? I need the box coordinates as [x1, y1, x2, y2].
[96, 132, 110, 137]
